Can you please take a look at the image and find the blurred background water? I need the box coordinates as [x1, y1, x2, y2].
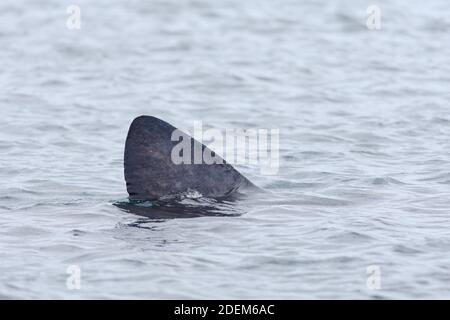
[1, 0, 450, 299]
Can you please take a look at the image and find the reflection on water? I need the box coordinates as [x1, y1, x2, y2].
[114, 196, 245, 221]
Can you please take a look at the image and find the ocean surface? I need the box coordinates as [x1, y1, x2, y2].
[1, 0, 450, 299]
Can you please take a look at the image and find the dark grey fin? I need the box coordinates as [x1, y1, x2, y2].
[124, 116, 257, 201]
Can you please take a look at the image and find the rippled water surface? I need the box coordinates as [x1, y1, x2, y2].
[1, 0, 450, 299]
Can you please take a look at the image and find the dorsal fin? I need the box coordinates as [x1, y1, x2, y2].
[124, 116, 256, 200]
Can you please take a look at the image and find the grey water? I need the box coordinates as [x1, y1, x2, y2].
[1, 0, 450, 299]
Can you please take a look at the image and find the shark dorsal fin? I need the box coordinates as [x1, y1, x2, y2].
[124, 116, 256, 200]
